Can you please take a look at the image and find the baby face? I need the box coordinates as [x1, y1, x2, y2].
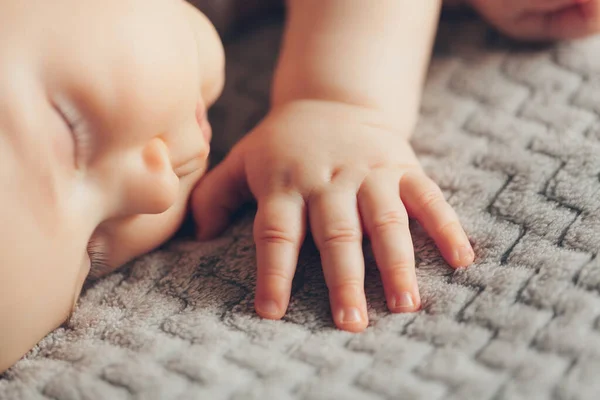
[0, 0, 224, 370]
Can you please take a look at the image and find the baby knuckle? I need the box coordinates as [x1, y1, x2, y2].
[417, 188, 445, 211]
[256, 227, 297, 245]
[382, 261, 414, 276]
[437, 220, 462, 237]
[260, 267, 293, 283]
[328, 278, 364, 292]
[371, 210, 408, 233]
[306, 184, 328, 204]
[376, 209, 408, 225]
[321, 226, 362, 247]
[282, 160, 314, 189]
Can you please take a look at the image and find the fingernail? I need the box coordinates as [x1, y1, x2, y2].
[392, 292, 415, 310]
[256, 299, 279, 316]
[340, 307, 362, 323]
[457, 244, 474, 265]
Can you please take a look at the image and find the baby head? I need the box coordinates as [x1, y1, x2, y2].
[0, 0, 224, 371]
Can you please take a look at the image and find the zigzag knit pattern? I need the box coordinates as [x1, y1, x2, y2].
[2, 17, 600, 400]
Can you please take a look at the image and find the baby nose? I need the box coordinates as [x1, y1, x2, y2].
[121, 137, 180, 216]
[165, 114, 211, 177]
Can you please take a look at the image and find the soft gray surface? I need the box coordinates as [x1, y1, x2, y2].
[2, 17, 600, 400]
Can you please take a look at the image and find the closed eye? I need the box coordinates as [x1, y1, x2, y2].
[53, 96, 91, 169]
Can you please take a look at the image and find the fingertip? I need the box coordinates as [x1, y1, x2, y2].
[388, 291, 421, 314]
[195, 228, 216, 242]
[334, 307, 369, 332]
[191, 152, 250, 241]
[194, 209, 229, 241]
[450, 243, 475, 268]
[194, 219, 209, 241]
[437, 223, 474, 268]
[255, 298, 286, 320]
[191, 186, 230, 241]
[336, 322, 369, 333]
[329, 285, 369, 332]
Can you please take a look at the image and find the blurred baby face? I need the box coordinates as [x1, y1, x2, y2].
[0, 0, 224, 370]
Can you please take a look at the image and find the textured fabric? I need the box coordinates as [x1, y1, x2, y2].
[2, 16, 600, 400]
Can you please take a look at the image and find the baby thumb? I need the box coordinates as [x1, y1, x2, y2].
[191, 152, 251, 240]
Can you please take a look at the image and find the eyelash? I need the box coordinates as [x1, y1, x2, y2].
[86, 238, 111, 280]
[54, 100, 90, 168]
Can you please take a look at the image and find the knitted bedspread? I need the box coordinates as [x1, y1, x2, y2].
[2, 15, 600, 400]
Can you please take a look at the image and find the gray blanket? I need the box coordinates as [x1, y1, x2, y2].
[2, 15, 600, 400]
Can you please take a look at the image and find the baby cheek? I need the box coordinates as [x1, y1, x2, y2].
[196, 101, 212, 143]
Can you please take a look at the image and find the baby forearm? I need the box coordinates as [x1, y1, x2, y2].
[272, 0, 441, 136]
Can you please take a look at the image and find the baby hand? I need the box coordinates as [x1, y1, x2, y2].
[468, 0, 600, 40]
[192, 100, 474, 332]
